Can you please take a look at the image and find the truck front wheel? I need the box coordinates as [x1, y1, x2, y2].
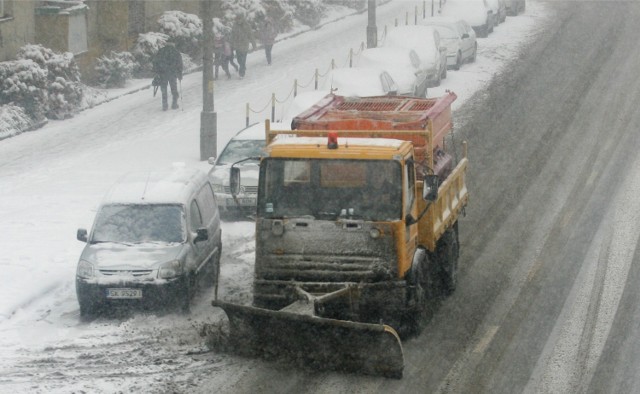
[438, 223, 460, 296]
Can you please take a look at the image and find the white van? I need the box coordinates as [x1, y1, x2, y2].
[75, 166, 222, 317]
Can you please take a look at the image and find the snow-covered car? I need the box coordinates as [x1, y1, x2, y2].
[383, 25, 447, 87]
[280, 90, 332, 124]
[75, 167, 222, 317]
[421, 17, 478, 70]
[440, 0, 494, 38]
[505, 0, 525, 15]
[487, 0, 507, 25]
[357, 47, 429, 97]
[208, 121, 290, 218]
[323, 67, 399, 97]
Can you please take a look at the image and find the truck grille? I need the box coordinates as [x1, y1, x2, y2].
[258, 255, 392, 283]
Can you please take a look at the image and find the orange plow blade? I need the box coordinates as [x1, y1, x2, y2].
[212, 300, 404, 378]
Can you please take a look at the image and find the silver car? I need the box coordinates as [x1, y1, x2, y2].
[422, 17, 478, 70]
[209, 122, 290, 218]
[75, 167, 222, 317]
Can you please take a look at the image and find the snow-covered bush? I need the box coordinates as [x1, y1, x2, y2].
[17, 44, 83, 120]
[0, 104, 35, 140]
[94, 51, 137, 88]
[0, 59, 49, 122]
[132, 32, 170, 78]
[157, 11, 202, 60]
[291, 0, 325, 28]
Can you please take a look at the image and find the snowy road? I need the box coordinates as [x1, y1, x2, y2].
[9, 1, 640, 393]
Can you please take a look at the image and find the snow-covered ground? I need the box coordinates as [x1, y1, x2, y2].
[0, 2, 552, 392]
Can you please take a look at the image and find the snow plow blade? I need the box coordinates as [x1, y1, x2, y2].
[212, 300, 404, 378]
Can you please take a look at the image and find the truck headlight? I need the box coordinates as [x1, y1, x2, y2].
[158, 260, 183, 279]
[77, 260, 94, 279]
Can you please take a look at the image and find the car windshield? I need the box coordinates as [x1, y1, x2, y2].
[430, 25, 458, 39]
[217, 139, 265, 164]
[91, 204, 185, 244]
[258, 158, 402, 221]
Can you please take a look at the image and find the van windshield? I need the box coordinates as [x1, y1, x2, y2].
[91, 204, 185, 244]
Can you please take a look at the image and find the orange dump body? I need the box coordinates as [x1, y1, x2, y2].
[289, 93, 456, 167]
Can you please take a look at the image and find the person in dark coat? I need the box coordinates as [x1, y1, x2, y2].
[214, 33, 231, 80]
[230, 12, 256, 78]
[152, 42, 183, 110]
[260, 18, 278, 65]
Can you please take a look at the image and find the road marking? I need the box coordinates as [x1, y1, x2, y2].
[473, 325, 500, 354]
[527, 259, 544, 282]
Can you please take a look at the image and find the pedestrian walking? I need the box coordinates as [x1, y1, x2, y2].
[260, 18, 278, 65]
[214, 33, 231, 80]
[230, 11, 256, 78]
[225, 37, 239, 73]
[152, 41, 183, 111]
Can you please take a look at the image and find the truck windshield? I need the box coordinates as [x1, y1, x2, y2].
[91, 204, 186, 244]
[258, 159, 402, 221]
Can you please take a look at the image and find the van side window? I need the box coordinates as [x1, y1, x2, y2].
[190, 200, 203, 230]
[197, 183, 216, 225]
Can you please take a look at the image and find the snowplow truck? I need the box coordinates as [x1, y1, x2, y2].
[213, 92, 468, 378]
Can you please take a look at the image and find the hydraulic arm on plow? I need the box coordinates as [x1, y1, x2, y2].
[213, 93, 468, 378]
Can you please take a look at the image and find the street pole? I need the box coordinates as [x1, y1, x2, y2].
[366, 0, 377, 48]
[200, 0, 217, 161]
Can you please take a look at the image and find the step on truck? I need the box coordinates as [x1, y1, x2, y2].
[213, 92, 469, 378]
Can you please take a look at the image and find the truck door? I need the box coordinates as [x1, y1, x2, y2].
[403, 159, 418, 271]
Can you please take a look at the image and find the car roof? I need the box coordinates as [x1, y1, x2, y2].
[359, 47, 418, 68]
[101, 166, 208, 205]
[422, 16, 462, 25]
[232, 121, 290, 141]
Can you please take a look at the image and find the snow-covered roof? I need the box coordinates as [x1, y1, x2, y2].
[101, 167, 208, 205]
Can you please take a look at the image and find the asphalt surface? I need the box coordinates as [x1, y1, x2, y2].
[206, 2, 640, 392]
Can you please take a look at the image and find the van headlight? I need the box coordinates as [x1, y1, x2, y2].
[77, 260, 94, 279]
[158, 260, 183, 279]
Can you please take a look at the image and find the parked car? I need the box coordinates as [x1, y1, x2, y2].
[209, 121, 289, 218]
[323, 67, 399, 96]
[75, 166, 222, 317]
[487, 0, 507, 25]
[440, 0, 494, 38]
[357, 47, 429, 97]
[422, 16, 478, 70]
[383, 25, 447, 87]
[505, 0, 525, 15]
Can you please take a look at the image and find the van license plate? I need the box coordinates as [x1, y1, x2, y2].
[106, 288, 142, 299]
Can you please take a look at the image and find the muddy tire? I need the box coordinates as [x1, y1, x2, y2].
[439, 223, 460, 296]
[400, 249, 438, 338]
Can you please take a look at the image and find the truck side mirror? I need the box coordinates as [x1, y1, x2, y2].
[229, 166, 241, 196]
[423, 175, 439, 201]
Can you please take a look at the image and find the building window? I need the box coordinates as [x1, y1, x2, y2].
[0, 0, 11, 19]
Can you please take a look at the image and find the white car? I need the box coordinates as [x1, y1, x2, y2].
[422, 17, 477, 70]
[440, 0, 494, 38]
[208, 121, 289, 218]
[505, 0, 525, 16]
[383, 25, 447, 87]
[323, 67, 399, 97]
[357, 47, 429, 97]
